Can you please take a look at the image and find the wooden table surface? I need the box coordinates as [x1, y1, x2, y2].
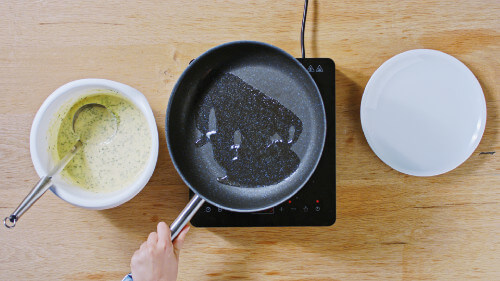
[1, 1, 498, 280]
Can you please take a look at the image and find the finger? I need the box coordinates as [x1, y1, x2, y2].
[147, 231, 158, 247]
[157, 222, 171, 249]
[173, 225, 190, 258]
[131, 248, 143, 267]
[131, 249, 140, 263]
[139, 241, 147, 251]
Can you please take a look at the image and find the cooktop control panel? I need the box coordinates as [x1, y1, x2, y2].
[189, 58, 336, 227]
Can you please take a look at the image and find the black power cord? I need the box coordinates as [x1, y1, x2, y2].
[301, 0, 309, 59]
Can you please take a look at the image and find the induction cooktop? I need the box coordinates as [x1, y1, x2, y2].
[189, 57, 336, 227]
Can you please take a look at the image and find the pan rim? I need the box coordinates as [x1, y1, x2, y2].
[165, 40, 326, 212]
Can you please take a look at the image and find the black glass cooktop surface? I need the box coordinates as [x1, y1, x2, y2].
[189, 58, 336, 227]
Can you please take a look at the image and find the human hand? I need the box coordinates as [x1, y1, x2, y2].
[130, 222, 190, 281]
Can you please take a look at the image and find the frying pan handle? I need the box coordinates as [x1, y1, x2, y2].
[170, 194, 205, 240]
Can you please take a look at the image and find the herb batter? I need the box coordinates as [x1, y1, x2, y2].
[49, 91, 151, 193]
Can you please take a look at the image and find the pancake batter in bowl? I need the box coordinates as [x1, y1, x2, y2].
[48, 91, 151, 193]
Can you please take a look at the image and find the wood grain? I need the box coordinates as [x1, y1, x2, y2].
[0, 0, 498, 280]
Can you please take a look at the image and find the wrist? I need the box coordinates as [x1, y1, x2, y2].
[121, 273, 133, 281]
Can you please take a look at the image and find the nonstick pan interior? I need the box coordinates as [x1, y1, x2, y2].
[166, 41, 326, 212]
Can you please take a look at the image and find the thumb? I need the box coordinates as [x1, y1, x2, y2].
[172, 225, 190, 259]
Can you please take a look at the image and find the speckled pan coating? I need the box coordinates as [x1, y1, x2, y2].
[195, 73, 303, 187]
[166, 41, 326, 212]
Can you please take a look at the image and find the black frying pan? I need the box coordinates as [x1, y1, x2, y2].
[166, 41, 326, 239]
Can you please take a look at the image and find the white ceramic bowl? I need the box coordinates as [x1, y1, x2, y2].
[30, 79, 159, 209]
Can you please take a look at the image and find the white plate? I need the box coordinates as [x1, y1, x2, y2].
[360, 49, 486, 176]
